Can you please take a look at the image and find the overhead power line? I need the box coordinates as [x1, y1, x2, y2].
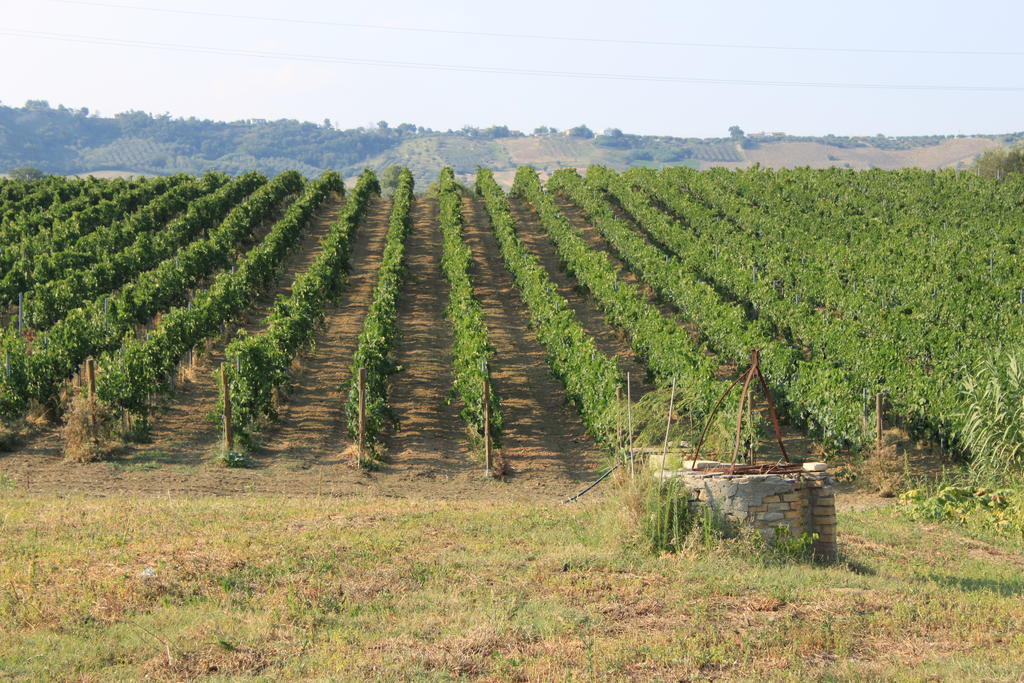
[49, 0, 1024, 58]
[4, 28, 1024, 93]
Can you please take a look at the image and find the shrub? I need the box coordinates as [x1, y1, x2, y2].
[901, 485, 1022, 535]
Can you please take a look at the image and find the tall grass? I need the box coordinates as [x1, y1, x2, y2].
[642, 478, 694, 553]
[611, 474, 726, 554]
[959, 351, 1024, 481]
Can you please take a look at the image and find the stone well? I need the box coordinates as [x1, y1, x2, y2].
[669, 461, 837, 560]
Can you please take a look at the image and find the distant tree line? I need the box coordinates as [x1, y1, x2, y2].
[973, 147, 1024, 179]
[6, 166, 45, 180]
[0, 101, 430, 174]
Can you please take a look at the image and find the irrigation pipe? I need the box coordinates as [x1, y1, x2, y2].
[562, 462, 621, 503]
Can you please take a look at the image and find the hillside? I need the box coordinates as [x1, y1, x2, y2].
[0, 101, 1016, 184]
[717, 137, 1001, 171]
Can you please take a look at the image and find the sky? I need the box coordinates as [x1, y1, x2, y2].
[2, 0, 1022, 138]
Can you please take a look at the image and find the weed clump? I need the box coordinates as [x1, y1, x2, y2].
[901, 484, 1024, 536]
[214, 449, 252, 468]
[864, 442, 909, 497]
[0, 419, 27, 451]
[611, 474, 727, 555]
[642, 478, 696, 553]
[61, 392, 118, 462]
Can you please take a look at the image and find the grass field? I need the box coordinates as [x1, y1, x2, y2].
[2, 484, 1023, 680]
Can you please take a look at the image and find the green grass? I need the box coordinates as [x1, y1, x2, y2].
[105, 448, 195, 473]
[1, 490, 1022, 679]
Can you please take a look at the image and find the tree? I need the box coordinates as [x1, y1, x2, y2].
[568, 124, 594, 139]
[729, 125, 758, 149]
[594, 129, 633, 149]
[974, 147, 1024, 180]
[7, 166, 45, 181]
[482, 125, 510, 139]
[379, 165, 404, 194]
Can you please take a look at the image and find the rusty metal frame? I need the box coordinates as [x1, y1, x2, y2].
[690, 348, 790, 471]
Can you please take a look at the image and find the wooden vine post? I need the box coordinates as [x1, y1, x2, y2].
[221, 363, 233, 452]
[482, 361, 492, 477]
[659, 377, 676, 482]
[875, 392, 883, 455]
[85, 357, 96, 400]
[357, 367, 366, 464]
[861, 388, 869, 434]
[86, 357, 97, 431]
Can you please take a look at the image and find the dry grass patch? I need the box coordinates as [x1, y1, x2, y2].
[142, 643, 273, 680]
[863, 441, 910, 497]
[1, 493, 1023, 679]
[61, 392, 119, 462]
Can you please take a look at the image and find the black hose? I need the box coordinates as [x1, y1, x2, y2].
[562, 462, 621, 503]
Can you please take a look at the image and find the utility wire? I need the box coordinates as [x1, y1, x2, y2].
[4, 28, 1024, 93]
[48, 0, 1024, 58]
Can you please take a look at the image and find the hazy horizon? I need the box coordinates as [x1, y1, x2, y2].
[3, 0, 1022, 139]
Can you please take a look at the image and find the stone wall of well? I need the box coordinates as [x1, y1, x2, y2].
[675, 462, 837, 560]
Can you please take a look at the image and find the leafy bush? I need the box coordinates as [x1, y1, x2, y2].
[901, 485, 1023, 535]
